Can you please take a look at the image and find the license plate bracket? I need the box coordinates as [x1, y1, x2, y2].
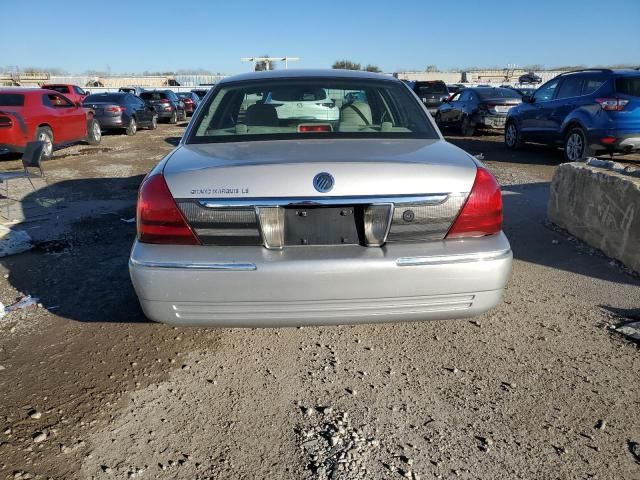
[284, 206, 360, 245]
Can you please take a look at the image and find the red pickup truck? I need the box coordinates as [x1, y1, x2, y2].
[0, 89, 101, 159]
[41, 84, 89, 104]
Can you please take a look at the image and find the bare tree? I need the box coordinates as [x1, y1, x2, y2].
[364, 64, 381, 73]
[332, 60, 361, 70]
[426, 64, 438, 72]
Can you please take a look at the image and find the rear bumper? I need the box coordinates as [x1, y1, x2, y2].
[129, 232, 513, 327]
[478, 114, 507, 129]
[588, 130, 640, 152]
[95, 115, 126, 129]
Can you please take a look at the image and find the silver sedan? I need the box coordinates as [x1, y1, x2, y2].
[129, 69, 512, 327]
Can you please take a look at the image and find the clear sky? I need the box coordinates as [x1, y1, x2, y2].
[2, 0, 639, 75]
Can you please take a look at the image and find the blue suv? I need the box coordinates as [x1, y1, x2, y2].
[504, 69, 640, 161]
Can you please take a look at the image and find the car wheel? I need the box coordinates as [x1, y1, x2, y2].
[35, 126, 54, 160]
[87, 119, 102, 145]
[126, 117, 137, 136]
[504, 121, 522, 149]
[149, 114, 158, 130]
[180, 109, 187, 121]
[169, 110, 178, 124]
[460, 116, 476, 137]
[564, 127, 592, 162]
[434, 112, 442, 127]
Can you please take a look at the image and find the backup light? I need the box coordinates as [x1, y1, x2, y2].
[137, 174, 199, 245]
[364, 204, 393, 246]
[446, 168, 503, 239]
[256, 206, 285, 249]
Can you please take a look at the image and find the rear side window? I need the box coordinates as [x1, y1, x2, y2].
[45, 85, 70, 94]
[0, 94, 25, 106]
[476, 88, 521, 99]
[556, 77, 583, 99]
[140, 92, 167, 101]
[582, 76, 606, 95]
[616, 77, 640, 97]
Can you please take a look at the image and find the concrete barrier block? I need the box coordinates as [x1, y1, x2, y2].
[548, 163, 640, 273]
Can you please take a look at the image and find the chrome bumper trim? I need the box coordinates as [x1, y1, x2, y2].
[130, 258, 257, 271]
[396, 248, 512, 267]
[198, 194, 450, 208]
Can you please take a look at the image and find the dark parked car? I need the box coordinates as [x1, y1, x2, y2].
[176, 91, 200, 115]
[505, 69, 640, 161]
[518, 72, 542, 84]
[191, 88, 209, 100]
[411, 81, 450, 114]
[436, 87, 521, 136]
[139, 90, 186, 124]
[83, 92, 158, 135]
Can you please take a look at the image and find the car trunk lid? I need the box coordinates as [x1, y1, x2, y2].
[159, 139, 482, 248]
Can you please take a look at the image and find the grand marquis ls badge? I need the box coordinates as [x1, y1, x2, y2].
[313, 172, 334, 193]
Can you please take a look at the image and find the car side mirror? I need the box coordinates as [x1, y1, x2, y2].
[441, 97, 450, 103]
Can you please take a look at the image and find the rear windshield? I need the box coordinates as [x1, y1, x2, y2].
[188, 78, 437, 143]
[616, 77, 640, 97]
[0, 94, 25, 106]
[140, 92, 167, 101]
[415, 82, 448, 95]
[84, 93, 125, 103]
[476, 88, 522, 99]
[176, 92, 192, 97]
[44, 85, 70, 94]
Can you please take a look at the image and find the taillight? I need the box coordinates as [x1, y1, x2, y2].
[105, 105, 126, 113]
[183, 98, 193, 104]
[446, 167, 502, 239]
[596, 98, 629, 111]
[0, 116, 12, 128]
[137, 173, 199, 245]
[159, 99, 170, 104]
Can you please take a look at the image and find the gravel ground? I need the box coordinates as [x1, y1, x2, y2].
[0, 126, 638, 480]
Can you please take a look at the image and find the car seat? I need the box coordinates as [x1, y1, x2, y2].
[339, 102, 373, 130]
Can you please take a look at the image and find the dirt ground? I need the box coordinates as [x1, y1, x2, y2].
[0, 124, 638, 480]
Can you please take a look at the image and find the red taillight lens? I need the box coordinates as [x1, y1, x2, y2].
[183, 98, 193, 104]
[0, 116, 12, 128]
[137, 173, 199, 245]
[159, 99, 170, 104]
[105, 105, 126, 113]
[596, 98, 629, 111]
[446, 167, 503, 239]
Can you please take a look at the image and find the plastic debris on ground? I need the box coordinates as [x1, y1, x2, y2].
[0, 225, 32, 257]
[0, 296, 40, 319]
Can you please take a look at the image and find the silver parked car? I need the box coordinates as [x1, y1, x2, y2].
[129, 69, 512, 327]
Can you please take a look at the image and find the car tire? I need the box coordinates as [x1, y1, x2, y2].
[35, 126, 54, 160]
[180, 109, 187, 121]
[169, 110, 178, 124]
[564, 126, 592, 162]
[434, 112, 442, 127]
[505, 121, 522, 149]
[149, 114, 158, 130]
[125, 117, 137, 136]
[460, 116, 476, 137]
[86, 119, 102, 145]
